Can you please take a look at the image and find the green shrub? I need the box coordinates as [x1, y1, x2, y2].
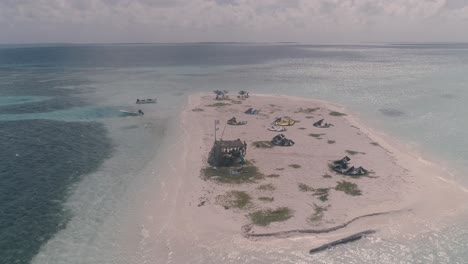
[335, 181, 362, 196]
[249, 207, 293, 226]
[216, 191, 252, 209]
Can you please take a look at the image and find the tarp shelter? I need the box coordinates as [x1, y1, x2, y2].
[208, 139, 247, 167]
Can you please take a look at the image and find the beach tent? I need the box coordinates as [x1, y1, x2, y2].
[208, 139, 247, 166]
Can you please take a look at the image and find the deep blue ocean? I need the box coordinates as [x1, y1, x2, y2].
[1, 43, 468, 263]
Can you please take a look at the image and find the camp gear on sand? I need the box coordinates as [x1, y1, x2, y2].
[271, 134, 295, 146]
[313, 119, 333, 128]
[245, 108, 259, 115]
[274, 117, 296, 126]
[227, 117, 247, 126]
[267, 125, 287, 132]
[332, 156, 368, 176]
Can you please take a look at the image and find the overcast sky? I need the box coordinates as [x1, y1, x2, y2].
[1, 0, 468, 44]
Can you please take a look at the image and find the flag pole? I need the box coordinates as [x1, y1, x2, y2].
[221, 123, 226, 140]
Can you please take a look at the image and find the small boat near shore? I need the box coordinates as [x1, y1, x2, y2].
[136, 98, 157, 104]
[120, 109, 144, 116]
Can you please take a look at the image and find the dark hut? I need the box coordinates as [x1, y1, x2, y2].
[208, 139, 247, 167]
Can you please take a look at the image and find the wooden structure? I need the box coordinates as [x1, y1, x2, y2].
[208, 139, 247, 167]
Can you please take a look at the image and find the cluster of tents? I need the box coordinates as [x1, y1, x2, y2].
[313, 119, 333, 128]
[271, 134, 295, 146]
[332, 156, 368, 176]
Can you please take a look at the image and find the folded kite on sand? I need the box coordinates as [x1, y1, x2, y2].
[245, 108, 259, 115]
[227, 117, 247, 126]
[274, 117, 296, 126]
[271, 133, 295, 146]
[267, 125, 287, 132]
[313, 118, 333, 128]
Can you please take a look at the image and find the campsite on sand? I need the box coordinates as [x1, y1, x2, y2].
[178, 92, 467, 252]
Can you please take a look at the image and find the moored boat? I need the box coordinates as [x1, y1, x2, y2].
[136, 98, 157, 104]
[120, 109, 144, 116]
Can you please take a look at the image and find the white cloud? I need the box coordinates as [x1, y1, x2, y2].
[0, 0, 467, 43]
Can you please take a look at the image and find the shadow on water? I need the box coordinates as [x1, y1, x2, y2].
[0, 120, 113, 264]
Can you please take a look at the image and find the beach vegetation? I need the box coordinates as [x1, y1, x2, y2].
[257, 183, 275, 191]
[216, 191, 252, 209]
[296, 107, 320, 113]
[275, 168, 285, 171]
[230, 100, 242, 104]
[298, 184, 329, 201]
[249, 207, 293, 226]
[288, 164, 301, 169]
[309, 203, 329, 223]
[299, 127, 307, 130]
[252, 141, 275, 149]
[201, 163, 264, 184]
[322, 174, 332, 179]
[335, 181, 362, 196]
[327, 140, 336, 144]
[298, 183, 314, 192]
[192, 108, 204, 112]
[329, 111, 347, 116]
[258, 197, 274, 202]
[345, 150, 365, 155]
[206, 102, 230, 107]
[309, 133, 325, 139]
[267, 174, 280, 178]
[314, 188, 330, 202]
[370, 142, 380, 146]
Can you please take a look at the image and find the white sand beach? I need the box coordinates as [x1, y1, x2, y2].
[143, 93, 468, 263]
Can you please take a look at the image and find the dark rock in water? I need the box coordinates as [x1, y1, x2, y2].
[309, 230, 376, 254]
[379, 108, 405, 117]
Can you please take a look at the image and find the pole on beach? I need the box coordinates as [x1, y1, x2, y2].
[220, 123, 227, 140]
[215, 120, 220, 142]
